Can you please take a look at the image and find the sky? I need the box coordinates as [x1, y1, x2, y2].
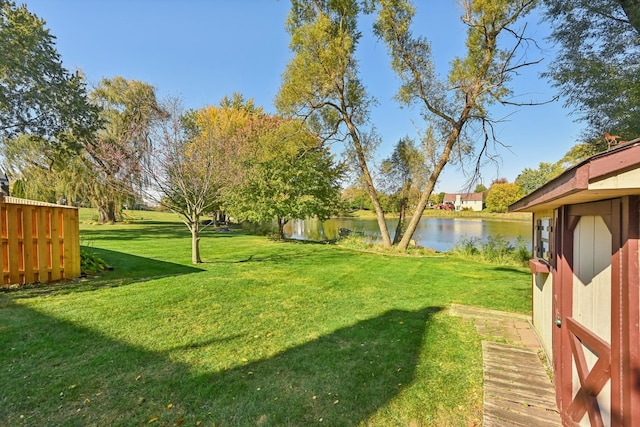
[19, 0, 585, 193]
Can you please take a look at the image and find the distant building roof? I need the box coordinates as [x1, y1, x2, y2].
[443, 192, 484, 202]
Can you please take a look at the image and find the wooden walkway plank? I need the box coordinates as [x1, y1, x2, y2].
[449, 305, 562, 426]
[481, 333, 561, 426]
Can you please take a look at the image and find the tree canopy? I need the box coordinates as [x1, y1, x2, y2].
[0, 0, 97, 140]
[277, 0, 393, 247]
[542, 0, 640, 140]
[226, 116, 344, 239]
[374, 0, 540, 248]
[515, 161, 564, 194]
[485, 181, 524, 213]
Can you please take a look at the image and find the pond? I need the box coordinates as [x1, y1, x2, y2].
[283, 217, 532, 252]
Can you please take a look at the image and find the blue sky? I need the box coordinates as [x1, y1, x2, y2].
[20, 0, 584, 192]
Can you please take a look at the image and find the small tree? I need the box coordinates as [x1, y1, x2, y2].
[379, 137, 428, 244]
[148, 98, 253, 264]
[226, 116, 344, 239]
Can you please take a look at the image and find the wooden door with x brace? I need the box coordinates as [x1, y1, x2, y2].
[553, 197, 640, 426]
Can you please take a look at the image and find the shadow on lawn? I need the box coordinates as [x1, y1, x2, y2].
[0, 298, 442, 426]
[492, 266, 530, 275]
[86, 247, 203, 279]
[4, 247, 203, 298]
[81, 223, 239, 241]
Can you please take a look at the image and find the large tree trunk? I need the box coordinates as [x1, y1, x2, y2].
[97, 200, 116, 223]
[398, 125, 463, 250]
[191, 220, 202, 264]
[392, 196, 408, 245]
[277, 216, 288, 240]
[343, 116, 392, 247]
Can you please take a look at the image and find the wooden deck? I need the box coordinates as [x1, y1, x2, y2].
[450, 305, 561, 426]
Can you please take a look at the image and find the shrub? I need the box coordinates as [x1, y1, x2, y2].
[452, 235, 531, 266]
[80, 249, 109, 275]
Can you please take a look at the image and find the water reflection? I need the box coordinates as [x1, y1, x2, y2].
[283, 217, 531, 252]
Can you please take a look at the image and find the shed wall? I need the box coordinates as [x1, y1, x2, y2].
[532, 210, 554, 358]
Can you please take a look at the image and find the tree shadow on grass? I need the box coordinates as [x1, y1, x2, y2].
[491, 266, 530, 275]
[4, 247, 204, 298]
[87, 247, 203, 279]
[0, 298, 442, 426]
[81, 224, 240, 242]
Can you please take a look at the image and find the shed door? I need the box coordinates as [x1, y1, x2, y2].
[554, 200, 619, 427]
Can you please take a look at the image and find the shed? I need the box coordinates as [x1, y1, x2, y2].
[510, 139, 640, 426]
[1, 195, 81, 285]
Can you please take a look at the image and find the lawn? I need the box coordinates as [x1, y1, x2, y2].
[0, 211, 531, 426]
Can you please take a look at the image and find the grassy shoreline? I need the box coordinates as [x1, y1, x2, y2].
[1, 213, 531, 425]
[346, 209, 532, 221]
[77, 207, 532, 225]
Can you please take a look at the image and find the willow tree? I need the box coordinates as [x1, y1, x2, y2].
[1, 132, 90, 204]
[276, 0, 393, 247]
[542, 0, 640, 140]
[374, 0, 541, 249]
[87, 77, 165, 223]
[278, 0, 541, 250]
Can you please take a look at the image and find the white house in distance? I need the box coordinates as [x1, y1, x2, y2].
[443, 192, 484, 211]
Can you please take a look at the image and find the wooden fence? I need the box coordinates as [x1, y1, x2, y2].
[1, 195, 80, 285]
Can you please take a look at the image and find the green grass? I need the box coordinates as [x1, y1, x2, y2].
[1, 211, 531, 426]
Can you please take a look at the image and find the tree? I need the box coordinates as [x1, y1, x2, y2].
[515, 161, 564, 194]
[0, 1, 97, 140]
[226, 116, 344, 239]
[374, 0, 541, 249]
[1, 131, 92, 204]
[149, 97, 256, 264]
[474, 183, 487, 193]
[0, 0, 98, 206]
[276, 0, 393, 247]
[542, 0, 640, 140]
[379, 137, 428, 244]
[485, 182, 524, 212]
[87, 77, 165, 223]
[342, 186, 373, 211]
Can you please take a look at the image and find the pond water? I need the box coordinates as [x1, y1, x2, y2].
[283, 217, 532, 252]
